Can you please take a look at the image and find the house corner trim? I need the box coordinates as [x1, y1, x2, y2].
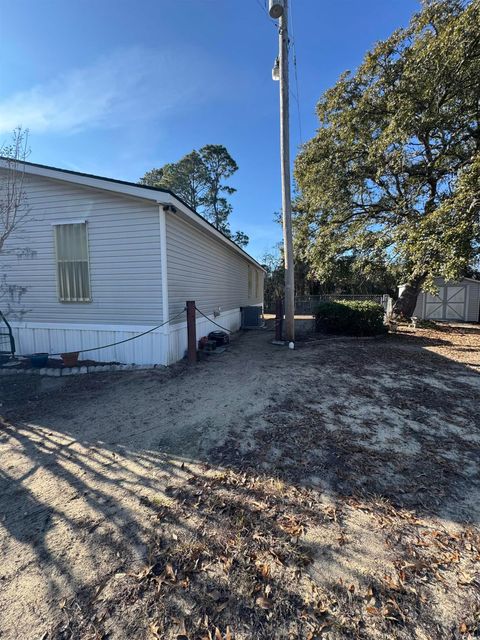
[159, 206, 169, 325]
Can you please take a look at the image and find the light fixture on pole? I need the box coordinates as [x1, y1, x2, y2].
[272, 57, 280, 81]
[270, 0, 295, 344]
[269, 0, 284, 19]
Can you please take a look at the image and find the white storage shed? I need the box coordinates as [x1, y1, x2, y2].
[399, 277, 480, 322]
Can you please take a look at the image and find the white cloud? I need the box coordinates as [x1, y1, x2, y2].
[0, 46, 223, 135]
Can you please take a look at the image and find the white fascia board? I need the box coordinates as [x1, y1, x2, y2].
[398, 277, 479, 287]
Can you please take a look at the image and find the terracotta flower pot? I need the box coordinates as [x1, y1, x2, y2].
[61, 351, 80, 367]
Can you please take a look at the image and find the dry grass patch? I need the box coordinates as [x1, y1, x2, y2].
[51, 457, 480, 639]
[394, 322, 480, 369]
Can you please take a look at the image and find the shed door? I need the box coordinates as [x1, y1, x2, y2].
[444, 286, 466, 320]
[424, 286, 466, 320]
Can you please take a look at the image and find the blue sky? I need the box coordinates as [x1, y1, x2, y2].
[0, 0, 419, 261]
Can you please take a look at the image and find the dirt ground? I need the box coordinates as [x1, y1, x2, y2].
[0, 323, 479, 639]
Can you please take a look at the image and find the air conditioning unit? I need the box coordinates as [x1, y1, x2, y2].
[241, 306, 263, 329]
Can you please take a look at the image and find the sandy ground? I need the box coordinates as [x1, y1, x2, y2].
[0, 324, 479, 639]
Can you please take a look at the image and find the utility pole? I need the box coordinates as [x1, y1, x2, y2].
[270, 0, 295, 343]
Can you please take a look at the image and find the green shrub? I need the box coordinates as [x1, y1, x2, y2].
[315, 300, 387, 336]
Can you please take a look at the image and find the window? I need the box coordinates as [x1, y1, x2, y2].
[255, 270, 260, 299]
[54, 223, 91, 302]
[248, 265, 253, 298]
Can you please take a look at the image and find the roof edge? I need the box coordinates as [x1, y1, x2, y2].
[398, 276, 480, 288]
[0, 157, 265, 272]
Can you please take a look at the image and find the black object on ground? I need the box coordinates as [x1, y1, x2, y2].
[208, 331, 230, 346]
[30, 353, 49, 368]
[0, 311, 15, 361]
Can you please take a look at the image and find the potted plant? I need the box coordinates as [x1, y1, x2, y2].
[61, 351, 80, 367]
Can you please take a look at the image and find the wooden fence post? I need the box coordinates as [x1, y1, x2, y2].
[275, 298, 284, 342]
[186, 300, 197, 364]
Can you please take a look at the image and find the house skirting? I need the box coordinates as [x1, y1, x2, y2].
[9, 308, 243, 366]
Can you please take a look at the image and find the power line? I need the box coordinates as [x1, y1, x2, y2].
[255, 0, 278, 27]
[255, 0, 268, 16]
[288, 0, 304, 145]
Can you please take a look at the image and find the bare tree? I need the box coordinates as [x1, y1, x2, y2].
[0, 127, 32, 317]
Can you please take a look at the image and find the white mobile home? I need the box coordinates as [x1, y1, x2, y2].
[398, 277, 480, 322]
[0, 160, 264, 365]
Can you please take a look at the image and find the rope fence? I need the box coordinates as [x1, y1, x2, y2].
[6, 302, 238, 366]
[49, 308, 187, 356]
[45, 305, 234, 357]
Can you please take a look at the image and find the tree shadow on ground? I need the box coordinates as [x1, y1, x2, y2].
[392, 322, 480, 349]
[0, 329, 479, 639]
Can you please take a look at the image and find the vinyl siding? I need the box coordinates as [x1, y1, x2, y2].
[166, 212, 264, 321]
[1, 172, 163, 325]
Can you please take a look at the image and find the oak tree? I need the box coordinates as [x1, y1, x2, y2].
[294, 0, 480, 316]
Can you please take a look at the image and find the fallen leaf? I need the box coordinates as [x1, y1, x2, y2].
[315, 601, 329, 614]
[255, 561, 271, 578]
[149, 621, 161, 639]
[255, 596, 273, 610]
[165, 563, 176, 582]
[133, 565, 153, 581]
